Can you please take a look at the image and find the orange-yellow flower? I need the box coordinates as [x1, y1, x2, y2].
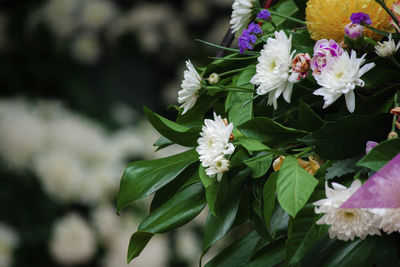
[306, 0, 396, 41]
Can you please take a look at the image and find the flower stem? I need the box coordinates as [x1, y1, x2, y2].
[196, 39, 260, 56]
[375, 0, 400, 25]
[392, 92, 399, 132]
[390, 57, 400, 69]
[365, 25, 389, 36]
[268, 10, 306, 25]
[295, 147, 313, 158]
[219, 67, 253, 77]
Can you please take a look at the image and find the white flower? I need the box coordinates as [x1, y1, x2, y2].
[313, 50, 375, 113]
[230, 0, 255, 35]
[50, 213, 96, 265]
[314, 180, 381, 241]
[0, 223, 18, 267]
[196, 113, 234, 181]
[251, 30, 295, 109]
[372, 209, 400, 234]
[375, 34, 400, 58]
[177, 60, 202, 114]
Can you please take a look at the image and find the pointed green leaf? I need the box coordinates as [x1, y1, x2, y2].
[238, 136, 270, 152]
[244, 152, 273, 178]
[117, 149, 199, 212]
[144, 106, 200, 147]
[357, 138, 400, 171]
[276, 156, 318, 217]
[303, 114, 391, 160]
[199, 166, 229, 217]
[238, 117, 308, 146]
[127, 183, 206, 263]
[263, 172, 278, 227]
[298, 100, 325, 132]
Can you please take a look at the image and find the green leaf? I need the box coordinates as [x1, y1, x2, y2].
[357, 138, 400, 171]
[177, 95, 219, 127]
[153, 136, 174, 151]
[205, 231, 261, 267]
[226, 67, 255, 127]
[244, 152, 273, 178]
[238, 136, 270, 152]
[199, 166, 229, 217]
[263, 172, 278, 228]
[248, 238, 286, 267]
[325, 156, 364, 180]
[276, 156, 318, 217]
[202, 168, 251, 253]
[303, 114, 392, 160]
[127, 232, 153, 264]
[238, 117, 308, 147]
[117, 149, 199, 212]
[127, 182, 206, 263]
[269, 204, 290, 238]
[144, 106, 200, 147]
[298, 100, 325, 132]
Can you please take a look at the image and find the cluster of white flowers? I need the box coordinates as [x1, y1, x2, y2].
[251, 30, 296, 110]
[314, 179, 400, 241]
[0, 98, 168, 204]
[197, 113, 235, 181]
[0, 223, 18, 267]
[50, 213, 96, 265]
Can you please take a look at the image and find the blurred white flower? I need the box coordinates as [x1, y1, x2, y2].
[175, 227, 200, 264]
[178, 60, 202, 114]
[92, 204, 119, 243]
[313, 50, 375, 113]
[251, 31, 295, 110]
[50, 213, 96, 265]
[375, 34, 400, 58]
[230, 0, 255, 34]
[80, 0, 117, 31]
[0, 100, 44, 168]
[314, 180, 381, 241]
[0, 223, 18, 267]
[71, 32, 101, 64]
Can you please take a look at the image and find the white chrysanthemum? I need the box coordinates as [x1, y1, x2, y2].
[230, 0, 255, 35]
[314, 180, 381, 241]
[196, 113, 234, 181]
[178, 60, 202, 114]
[375, 34, 400, 57]
[313, 50, 375, 113]
[251, 30, 295, 110]
[0, 223, 18, 267]
[372, 209, 400, 234]
[50, 213, 96, 265]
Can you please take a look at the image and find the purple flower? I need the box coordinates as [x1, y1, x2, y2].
[238, 23, 262, 54]
[310, 39, 344, 75]
[350, 12, 372, 25]
[345, 22, 364, 39]
[366, 141, 378, 154]
[247, 22, 262, 34]
[257, 9, 271, 20]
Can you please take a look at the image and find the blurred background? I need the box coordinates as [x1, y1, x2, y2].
[0, 0, 234, 266]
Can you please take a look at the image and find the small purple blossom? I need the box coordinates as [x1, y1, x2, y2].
[366, 141, 378, 154]
[311, 39, 344, 75]
[345, 22, 364, 39]
[350, 12, 372, 25]
[238, 23, 262, 54]
[257, 9, 271, 20]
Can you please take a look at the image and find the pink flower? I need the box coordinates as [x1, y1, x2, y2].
[345, 23, 364, 40]
[366, 141, 378, 154]
[310, 39, 344, 75]
[389, 0, 400, 33]
[288, 53, 311, 82]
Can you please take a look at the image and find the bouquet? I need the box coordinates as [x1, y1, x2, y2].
[116, 0, 400, 265]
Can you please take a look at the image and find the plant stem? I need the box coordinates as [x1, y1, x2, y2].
[392, 92, 399, 132]
[219, 67, 253, 77]
[390, 57, 400, 69]
[375, 0, 400, 25]
[366, 25, 389, 36]
[196, 39, 260, 56]
[269, 10, 306, 25]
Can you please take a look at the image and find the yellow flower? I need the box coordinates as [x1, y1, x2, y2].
[272, 155, 321, 176]
[306, 0, 396, 41]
